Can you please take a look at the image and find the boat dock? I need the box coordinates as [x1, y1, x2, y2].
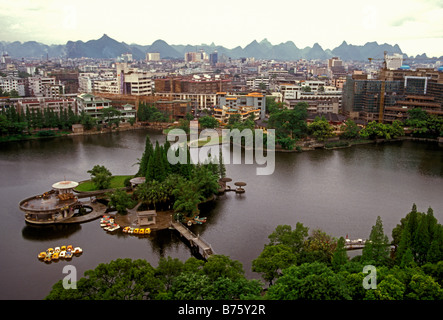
[170, 219, 215, 259]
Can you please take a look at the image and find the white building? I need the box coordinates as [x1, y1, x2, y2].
[146, 52, 160, 61]
[0, 76, 26, 96]
[28, 76, 56, 96]
[116, 63, 154, 95]
[385, 53, 403, 70]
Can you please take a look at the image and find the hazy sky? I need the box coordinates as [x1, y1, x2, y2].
[1, 0, 442, 57]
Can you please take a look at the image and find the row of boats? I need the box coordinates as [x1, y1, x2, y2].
[100, 215, 120, 232]
[122, 226, 151, 235]
[38, 245, 83, 262]
[100, 215, 151, 235]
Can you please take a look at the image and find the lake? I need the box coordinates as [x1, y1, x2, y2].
[0, 129, 442, 299]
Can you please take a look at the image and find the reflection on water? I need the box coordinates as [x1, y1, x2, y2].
[0, 130, 442, 299]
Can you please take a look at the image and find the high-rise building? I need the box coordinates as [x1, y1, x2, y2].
[146, 52, 160, 61]
[385, 53, 403, 70]
[116, 63, 154, 96]
[209, 51, 218, 65]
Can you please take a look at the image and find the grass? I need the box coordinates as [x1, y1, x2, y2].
[75, 175, 133, 192]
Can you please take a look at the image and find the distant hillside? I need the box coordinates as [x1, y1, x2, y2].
[1, 35, 442, 61]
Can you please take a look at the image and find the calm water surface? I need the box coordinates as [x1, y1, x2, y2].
[0, 130, 442, 299]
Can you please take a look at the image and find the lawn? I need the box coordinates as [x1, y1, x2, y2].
[75, 175, 133, 192]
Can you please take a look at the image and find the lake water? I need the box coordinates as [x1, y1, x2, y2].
[0, 129, 442, 299]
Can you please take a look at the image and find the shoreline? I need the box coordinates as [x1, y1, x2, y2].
[0, 122, 170, 143]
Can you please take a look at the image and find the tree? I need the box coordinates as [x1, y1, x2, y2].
[136, 135, 154, 177]
[300, 229, 337, 265]
[198, 115, 219, 129]
[45, 259, 163, 300]
[308, 116, 335, 141]
[362, 216, 390, 266]
[359, 121, 404, 140]
[268, 103, 308, 149]
[364, 274, 405, 300]
[266, 262, 352, 300]
[101, 107, 121, 127]
[190, 164, 219, 199]
[107, 189, 134, 214]
[394, 205, 443, 266]
[252, 244, 297, 285]
[87, 165, 112, 190]
[267, 223, 309, 254]
[340, 119, 360, 140]
[203, 255, 245, 282]
[146, 141, 167, 183]
[332, 237, 348, 271]
[406, 274, 443, 300]
[172, 180, 204, 218]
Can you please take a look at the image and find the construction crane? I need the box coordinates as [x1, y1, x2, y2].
[368, 51, 387, 123]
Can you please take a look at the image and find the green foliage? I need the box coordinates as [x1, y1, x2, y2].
[308, 116, 335, 141]
[252, 244, 297, 285]
[44, 204, 443, 301]
[137, 102, 169, 122]
[45, 258, 163, 300]
[268, 102, 308, 149]
[360, 121, 404, 140]
[340, 119, 360, 140]
[198, 115, 219, 129]
[107, 188, 134, 214]
[266, 262, 352, 300]
[87, 165, 112, 190]
[46, 255, 261, 300]
[361, 216, 390, 266]
[405, 108, 443, 138]
[393, 204, 443, 266]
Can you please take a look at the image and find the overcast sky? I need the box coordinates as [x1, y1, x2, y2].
[0, 0, 442, 57]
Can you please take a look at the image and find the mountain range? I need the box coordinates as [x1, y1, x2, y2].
[1, 34, 441, 61]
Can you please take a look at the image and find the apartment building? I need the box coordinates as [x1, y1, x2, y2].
[343, 67, 443, 122]
[155, 92, 217, 111]
[146, 53, 160, 61]
[16, 97, 77, 115]
[154, 100, 192, 120]
[76, 93, 137, 124]
[384, 95, 443, 123]
[76, 93, 112, 121]
[155, 75, 231, 93]
[28, 76, 56, 96]
[217, 92, 266, 119]
[116, 63, 154, 96]
[0, 76, 26, 96]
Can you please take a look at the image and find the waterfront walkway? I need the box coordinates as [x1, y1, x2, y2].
[170, 219, 215, 259]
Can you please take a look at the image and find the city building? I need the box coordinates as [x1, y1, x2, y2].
[154, 100, 192, 120]
[0, 76, 26, 96]
[15, 97, 77, 115]
[385, 53, 403, 70]
[116, 63, 154, 96]
[217, 92, 266, 119]
[28, 76, 56, 96]
[384, 95, 443, 123]
[76, 93, 112, 121]
[146, 52, 161, 61]
[154, 75, 231, 95]
[343, 66, 443, 122]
